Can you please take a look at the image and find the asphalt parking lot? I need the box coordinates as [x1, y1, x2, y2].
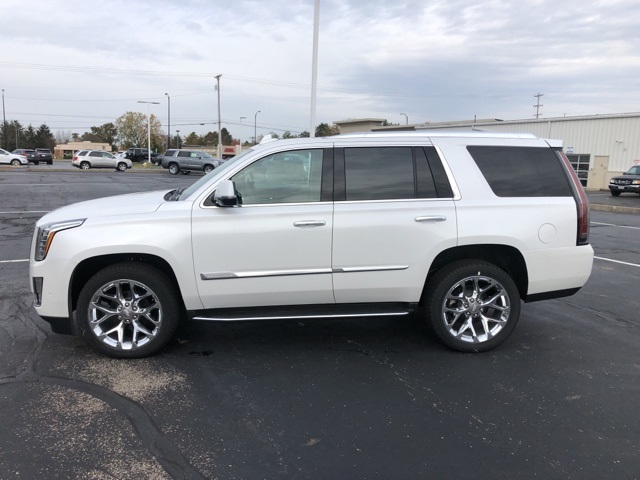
[1, 169, 639, 479]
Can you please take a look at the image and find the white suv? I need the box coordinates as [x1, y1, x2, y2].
[30, 132, 593, 358]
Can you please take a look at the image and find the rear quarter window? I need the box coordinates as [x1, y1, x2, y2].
[467, 146, 572, 197]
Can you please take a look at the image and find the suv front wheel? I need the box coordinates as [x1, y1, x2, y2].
[424, 260, 521, 352]
[76, 263, 181, 358]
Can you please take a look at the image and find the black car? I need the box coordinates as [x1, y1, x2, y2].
[609, 165, 640, 196]
[124, 147, 150, 162]
[35, 148, 53, 165]
[12, 149, 39, 164]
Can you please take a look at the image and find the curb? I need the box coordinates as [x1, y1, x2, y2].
[589, 204, 640, 215]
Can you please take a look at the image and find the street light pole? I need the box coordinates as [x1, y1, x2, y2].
[176, 130, 180, 149]
[254, 110, 260, 145]
[1, 89, 6, 149]
[310, 0, 320, 137]
[239, 116, 246, 147]
[400, 113, 408, 125]
[215, 74, 222, 158]
[165, 93, 170, 149]
[137, 100, 160, 163]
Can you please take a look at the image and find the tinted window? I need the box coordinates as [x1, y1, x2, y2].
[164, 150, 177, 157]
[177, 151, 191, 158]
[231, 149, 323, 205]
[344, 147, 414, 201]
[89, 151, 101, 157]
[467, 146, 572, 197]
[77, 150, 88, 156]
[415, 147, 438, 198]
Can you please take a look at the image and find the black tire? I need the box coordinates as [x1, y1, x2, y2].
[181, 170, 191, 175]
[47, 160, 53, 165]
[116, 162, 127, 172]
[203, 164, 214, 174]
[10, 159, 20, 166]
[77, 262, 181, 358]
[80, 161, 90, 170]
[168, 163, 179, 175]
[610, 190, 621, 197]
[33, 161, 39, 165]
[423, 260, 521, 352]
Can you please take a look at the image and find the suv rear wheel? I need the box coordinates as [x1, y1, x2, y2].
[168, 163, 180, 175]
[424, 260, 520, 352]
[77, 263, 181, 358]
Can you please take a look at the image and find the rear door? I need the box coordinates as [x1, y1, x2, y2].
[331, 145, 458, 304]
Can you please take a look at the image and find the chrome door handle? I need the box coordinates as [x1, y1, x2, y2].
[294, 220, 326, 227]
[415, 215, 447, 222]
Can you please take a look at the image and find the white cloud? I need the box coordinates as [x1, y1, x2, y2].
[0, 0, 639, 137]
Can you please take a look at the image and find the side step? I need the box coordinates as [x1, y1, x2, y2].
[191, 303, 418, 322]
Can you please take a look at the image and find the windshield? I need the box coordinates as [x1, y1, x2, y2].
[626, 166, 640, 175]
[178, 149, 255, 200]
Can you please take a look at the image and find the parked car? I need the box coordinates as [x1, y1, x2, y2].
[161, 149, 224, 174]
[35, 148, 53, 165]
[608, 165, 640, 196]
[125, 147, 150, 162]
[30, 131, 593, 358]
[0, 148, 28, 166]
[72, 150, 132, 171]
[12, 148, 38, 164]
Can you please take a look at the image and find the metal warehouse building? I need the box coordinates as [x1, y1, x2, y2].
[335, 113, 640, 190]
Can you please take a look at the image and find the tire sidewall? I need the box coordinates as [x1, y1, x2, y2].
[77, 263, 181, 358]
[169, 163, 179, 175]
[425, 260, 521, 352]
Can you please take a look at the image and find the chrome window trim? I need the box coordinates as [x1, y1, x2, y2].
[433, 144, 462, 200]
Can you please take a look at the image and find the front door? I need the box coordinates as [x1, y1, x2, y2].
[191, 148, 335, 309]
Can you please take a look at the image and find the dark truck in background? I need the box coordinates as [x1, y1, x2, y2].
[35, 148, 53, 164]
[125, 147, 150, 162]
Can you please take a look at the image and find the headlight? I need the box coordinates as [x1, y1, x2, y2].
[35, 219, 85, 261]
[633, 180, 640, 185]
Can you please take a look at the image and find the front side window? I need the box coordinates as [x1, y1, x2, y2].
[231, 149, 323, 205]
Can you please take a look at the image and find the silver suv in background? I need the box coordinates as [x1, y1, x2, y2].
[72, 150, 132, 171]
[161, 149, 224, 175]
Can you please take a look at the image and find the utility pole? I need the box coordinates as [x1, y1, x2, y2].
[215, 74, 222, 158]
[239, 116, 246, 147]
[254, 110, 260, 145]
[533, 93, 544, 119]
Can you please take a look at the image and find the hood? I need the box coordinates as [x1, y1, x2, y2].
[37, 190, 170, 226]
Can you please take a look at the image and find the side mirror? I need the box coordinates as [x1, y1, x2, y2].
[213, 180, 238, 207]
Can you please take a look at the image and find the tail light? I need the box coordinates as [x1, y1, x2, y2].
[557, 150, 589, 245]
[73, 155, 78, 160]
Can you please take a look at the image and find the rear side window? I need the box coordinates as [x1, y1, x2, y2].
[164, 150, 177, 157]
[340, 146, 452, 201]
[177, 151, 191, 158]
[467, 146, 572, 197]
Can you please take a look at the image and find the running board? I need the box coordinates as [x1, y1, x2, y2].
[190, 303, 418, 322]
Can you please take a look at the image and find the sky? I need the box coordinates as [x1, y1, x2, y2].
[1, 0, 639, 141]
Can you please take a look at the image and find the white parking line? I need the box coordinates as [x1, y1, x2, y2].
[594, 256, 640, 268]
[0, 259, 29, 264]
[591, 221, 640, 231]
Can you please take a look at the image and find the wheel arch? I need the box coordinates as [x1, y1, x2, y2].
[423, 244, 528, 300]
[70, 253, 185, 312]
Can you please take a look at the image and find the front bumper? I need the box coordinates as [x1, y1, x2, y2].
[609, 184, 640, 193]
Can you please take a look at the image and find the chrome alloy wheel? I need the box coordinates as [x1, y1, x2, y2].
[88, 278, 163, 350]
[441, 274, 510, 344]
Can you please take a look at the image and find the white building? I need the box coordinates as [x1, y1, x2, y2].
[335, 113, 640, 190]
